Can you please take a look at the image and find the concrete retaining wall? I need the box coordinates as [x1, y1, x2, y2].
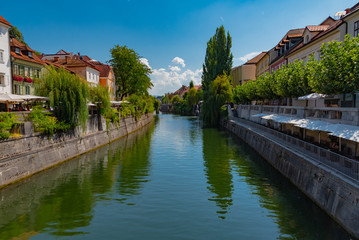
[221, 118, 359, 239]
[0, 113, 153, 189]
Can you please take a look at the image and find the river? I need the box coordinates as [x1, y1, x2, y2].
[0, 114, 352, 239]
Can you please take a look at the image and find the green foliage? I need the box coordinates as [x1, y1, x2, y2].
[109, 45, 153, 100]
[308, 35, 359, 94]
[0, 113, 18, 139]
[28, 107, 71, 135]
[202, 74, 232, 127]
[171, 95, 180, 104]
[9, 26, 26, 45]
[202, 25, 233, 127]
[161, 94, 170, 104]
[90, 84, 111, 118]
[35, 66, 90, 130]
[154, 98, 160, 112]
[189, 80, 194, 89]
[187, 87, 198, 106]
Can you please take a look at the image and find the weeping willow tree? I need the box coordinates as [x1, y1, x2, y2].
[202, 25, 233, 127]
[36, 66, 90, 130]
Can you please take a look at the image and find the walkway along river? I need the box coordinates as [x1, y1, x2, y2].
[0, 114, 352, 239]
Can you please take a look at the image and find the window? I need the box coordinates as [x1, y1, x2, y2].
[15, 47, 20, 54]
[0, 74, 4, 85]
[14, 84, 20, 94]
[28, 51, 33, 58]
[0, 50, 3, 63]
[13, 64, 19, 75]
[20, 66, 24, 76]
[355, 21, 359, 37]
[30, 68, 33, 77]
[25, 86, 30, 95]
[24, 67, 29, 77]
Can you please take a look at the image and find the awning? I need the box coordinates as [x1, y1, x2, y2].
[251, 113, 267, 117]
[298, 93, 327, 100]
[0, 93, 24, 102]
[20, 95, 49, 101]
[110, 100, 129, 105]
[261, 114, 298, 123]
[328, 124, 359, 142]
[258, 113, 359, 143]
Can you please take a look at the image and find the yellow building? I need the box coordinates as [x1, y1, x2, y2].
[242, 52, 267, 84]
[230, 65, 242, 87]
[287, 17, 342, 63]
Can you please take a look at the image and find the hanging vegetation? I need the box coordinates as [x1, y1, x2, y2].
[35, 66, 90, 130]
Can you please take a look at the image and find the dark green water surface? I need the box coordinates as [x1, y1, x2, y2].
[0, 114, 352, 239]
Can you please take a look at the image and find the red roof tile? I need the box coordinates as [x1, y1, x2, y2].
[306, 25, 330, 32]
[10, 37, 44, 65]
[0, 15, 11, 27]
[245, 52, 268, 65]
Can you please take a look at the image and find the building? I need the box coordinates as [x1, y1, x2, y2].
[0, 16, 12, 94]
[10, 37, 44, 95]
[241, 51, 268, 84]
[173, 85, 202, 98]
[90, 61, 116, 100]
[287, 17, 341, 64]
[42, 51, 100, 85]
[230, 65, 242, 87]
[269, 28, 305, 72]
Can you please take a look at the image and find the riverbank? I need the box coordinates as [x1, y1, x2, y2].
[0, 113, 153, 189]
[221, 117, 359, 239]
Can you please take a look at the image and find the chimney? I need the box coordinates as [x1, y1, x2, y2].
[346, 8, 351, 14]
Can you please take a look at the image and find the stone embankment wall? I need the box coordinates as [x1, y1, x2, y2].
[0, 113, 153, 189]
[221, 118, 359, 239]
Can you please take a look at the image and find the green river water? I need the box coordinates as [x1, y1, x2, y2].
[0, 114, 352, 239]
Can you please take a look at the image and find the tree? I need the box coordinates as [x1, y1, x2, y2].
[171, 95, 180, 104]
[35, 66, 90, 130]
[202, 74, 232, 127]
[308, 35, 359, 94]
[9, 26, 26, 45]
[202, 25, 233, 127]
[109, 45, 153, 100]
[189, 80, 194, 89]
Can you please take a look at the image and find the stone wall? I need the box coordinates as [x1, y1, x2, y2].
[221, 118, 359, 239]
[0, 113, 153, 189]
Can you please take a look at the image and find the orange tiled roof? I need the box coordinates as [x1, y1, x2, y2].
[306, 25, 330, 32]
[288, 19, 343, 55]
[245, 52, 268, 65]
[0, 15, 11, 27]
[10, 37, 44, 65]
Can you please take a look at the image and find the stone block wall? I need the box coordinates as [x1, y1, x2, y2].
[221, 119, 359, 239]
[0, 113, 153, 189]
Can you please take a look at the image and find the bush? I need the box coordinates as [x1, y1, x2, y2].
[0, 113, 18, 140]
[28, 107, 71, 135]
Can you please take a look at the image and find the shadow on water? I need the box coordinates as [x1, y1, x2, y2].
[202, 128, 234, 219]
[203, 126, 352, 239]
[0, 118, 157, 240]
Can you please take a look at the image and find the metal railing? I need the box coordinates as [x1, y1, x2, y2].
[231, 117, 359, 182]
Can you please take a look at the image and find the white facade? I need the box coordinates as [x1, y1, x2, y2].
[86, 67, 100, 85]
[0, 22, 12, 94]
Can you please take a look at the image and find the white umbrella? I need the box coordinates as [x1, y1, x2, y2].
[298, 93, 328, 100]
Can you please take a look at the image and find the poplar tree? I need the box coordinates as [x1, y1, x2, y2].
[202, 26, 233, 127]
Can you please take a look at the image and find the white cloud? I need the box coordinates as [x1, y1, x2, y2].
[146, 58, 202, 96]
[171, 57, 186, 68]
[140, 58, 151, 70]
[233, 51, 261, 66]
[168, 65, 181, 72]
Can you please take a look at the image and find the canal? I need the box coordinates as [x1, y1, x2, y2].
[0, 114, 352, 239]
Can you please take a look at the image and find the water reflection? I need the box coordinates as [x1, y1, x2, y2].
[202, 128, 234, 219]
[0, 120, 156, 239]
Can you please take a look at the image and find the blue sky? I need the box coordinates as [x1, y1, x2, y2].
[1, 0, 358, 95]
